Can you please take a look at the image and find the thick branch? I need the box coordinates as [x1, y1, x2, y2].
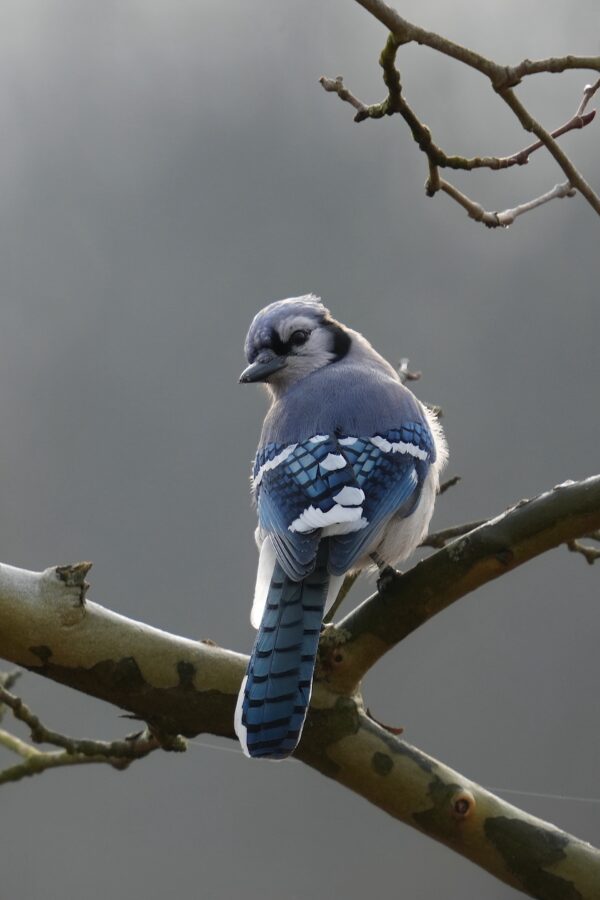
[0, 509, 599, 897]
[300, 706, 600, 900]
[333, 476, 600, 690]
[421, 519, 486, 549]
[0, 561, 246, 737]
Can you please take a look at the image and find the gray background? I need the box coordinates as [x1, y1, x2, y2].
[1, 2, 598, 898]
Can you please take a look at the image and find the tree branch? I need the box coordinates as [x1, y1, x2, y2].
[0, 476, 599, 896]
[420, 518, 487, 549]
[331, 476, 600, 691]
[567, 530, 600, 565]
[510, 77, 599, 165]
[0, 680, 159, 784]
[0, 561, 246, 738]
[320, 67, 597, 173]
[300, 706, 600, 900]
[353, 0, 600, 81]
[438, 474, 461, 495]
[437, 178, 577, 228]
[319, 1, 600, 225]
[497, 87, 600, 216]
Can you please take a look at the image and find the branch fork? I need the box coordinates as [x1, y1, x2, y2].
[319, 1, 600, 227]
[0, 474, 599, 897]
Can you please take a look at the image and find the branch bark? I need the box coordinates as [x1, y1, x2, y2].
[301, 708, 600, 900]
[332, 476, 600, 691]
[0, 475, 599, 897]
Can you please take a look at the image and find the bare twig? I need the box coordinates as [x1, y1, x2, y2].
[319, 75, 369, 119]
[321, 65, 597, 173]
[420, 519, 487, 549]
[576, 77, 600, 116]
[438, 475, 461, 495]
[353, 0, 600, 83]
[424, 518, 600, 556]
[0, 670, 21, 724]
[439, 178, 577, 228]
[397, 357, 421, 384]
[567, 538, 600, 564]
[323, 571, 360, 624]
[0, 679, 185, 785]
[497, 87, 600, 216]
[0, 728, 38, 759]
[319, 1, 600, 225]
[509, 111, 596, 166]
[510, 57, 600, 81]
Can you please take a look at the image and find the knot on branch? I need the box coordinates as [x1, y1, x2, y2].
[417, 125, 433, 152]
[451, 789, 476, 819]
[54, 561, 92, 607]
[316, 625, 352, 681]
[492, 65, 523, 92]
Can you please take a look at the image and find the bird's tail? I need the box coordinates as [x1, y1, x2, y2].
[235, 543, 330, 760]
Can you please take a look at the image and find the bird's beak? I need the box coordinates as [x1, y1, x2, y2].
[239, 353, 287, 384]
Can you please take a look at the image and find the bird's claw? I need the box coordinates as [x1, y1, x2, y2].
[377, 565, 403, 593]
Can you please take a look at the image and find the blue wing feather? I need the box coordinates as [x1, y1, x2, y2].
[327, 430, 433, 573]
[328, 453, 419, 574]
[255, 436, 358, 580]
[254, 425, 433, 581]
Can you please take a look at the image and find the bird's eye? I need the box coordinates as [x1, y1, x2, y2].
[290, 329, 310, 347]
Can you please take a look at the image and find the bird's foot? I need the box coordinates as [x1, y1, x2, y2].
[376, 565, 403, 594]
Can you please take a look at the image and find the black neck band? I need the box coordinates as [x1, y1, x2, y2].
[327, 320, 351, 360]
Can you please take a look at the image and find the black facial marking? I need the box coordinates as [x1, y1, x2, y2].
[269, 326, 312, 357]
[269, 328, 289, 356]
[327, 320, 352, 360]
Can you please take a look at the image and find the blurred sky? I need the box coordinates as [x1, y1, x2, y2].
[0, 2, 599, 898]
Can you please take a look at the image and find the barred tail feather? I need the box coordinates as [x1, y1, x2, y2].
[235, 544, 329, 759]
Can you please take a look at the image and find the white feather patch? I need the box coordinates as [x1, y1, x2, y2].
[370, 434, 428, 461]
[278, 314, 318, 343]
[234, 675, 250, 758]
[308, 434, 328, 444]
[289, 503, 364, 533]
[319, 453, 347, 471]
[253, 444, 298, 488]
[323, 517, 368, 536]
[250, 538, 277, 629]
[338, 436, 357, 446]
[333, 486, 365, 505]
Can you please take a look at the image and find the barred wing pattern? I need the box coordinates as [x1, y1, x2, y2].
[253, 423, 435, 578]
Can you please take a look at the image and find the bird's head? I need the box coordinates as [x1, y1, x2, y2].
[239, 294, 351, 394]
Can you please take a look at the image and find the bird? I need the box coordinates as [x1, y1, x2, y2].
[234, 294, 447, 759]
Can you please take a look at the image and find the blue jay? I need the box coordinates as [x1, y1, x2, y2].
[234, 295, 447, 759]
